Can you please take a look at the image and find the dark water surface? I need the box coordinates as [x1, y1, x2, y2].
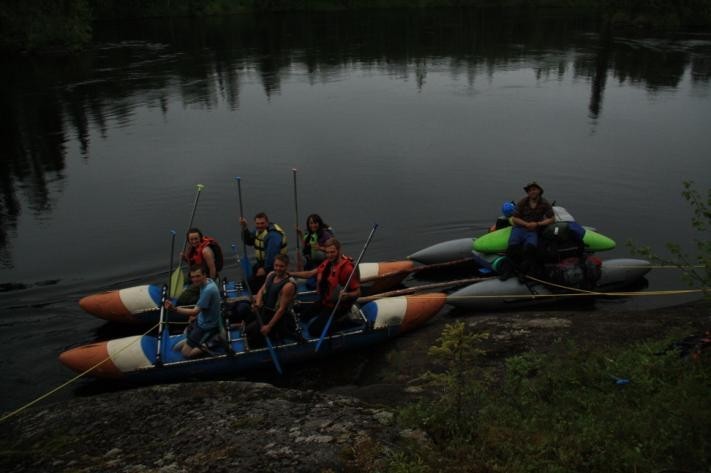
[1, 9, 710, 412]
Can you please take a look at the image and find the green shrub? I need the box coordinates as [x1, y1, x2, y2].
[393, 325, 711, 473]
[399, 322, 490, 444]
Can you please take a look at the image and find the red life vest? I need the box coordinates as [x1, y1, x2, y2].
[316, 255, 359, 308]
[186, 237, 222, 272]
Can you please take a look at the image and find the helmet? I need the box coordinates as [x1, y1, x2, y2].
[501, 201, 516, 217]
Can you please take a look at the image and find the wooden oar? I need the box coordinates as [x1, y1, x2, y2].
[356, 276, 494, 303]
[170, 184, 205, 297]
[359, 256, 476, 283]
[315, 224, 378, 352]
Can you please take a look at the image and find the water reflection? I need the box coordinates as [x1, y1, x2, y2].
[1, 9, 710, 270]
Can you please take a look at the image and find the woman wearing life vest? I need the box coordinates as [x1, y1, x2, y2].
[184, 227, 221, 279]
[297, 214, 334, 270]
[177, 228, 223, 306]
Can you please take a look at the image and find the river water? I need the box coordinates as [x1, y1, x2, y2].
[1, 9, 710, 412]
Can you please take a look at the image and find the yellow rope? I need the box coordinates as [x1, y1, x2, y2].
[0, 322, 159, 424]
[445, 288, 705, 300]
[611, 264, 706, 269]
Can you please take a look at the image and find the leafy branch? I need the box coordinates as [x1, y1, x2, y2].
[626, 181, 710, 297]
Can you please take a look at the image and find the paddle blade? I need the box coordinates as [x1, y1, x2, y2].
[169, 267, 185, 298]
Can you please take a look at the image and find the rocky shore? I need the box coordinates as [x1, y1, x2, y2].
[1, 300, 708, 472]
[0, 382, 408, 473]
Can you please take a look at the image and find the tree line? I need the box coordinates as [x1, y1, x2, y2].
[2, 0, 710, 53]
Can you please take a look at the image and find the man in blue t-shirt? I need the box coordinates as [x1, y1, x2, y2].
[165, 265, 221, 358]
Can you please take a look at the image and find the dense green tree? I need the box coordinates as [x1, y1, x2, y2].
[0, 0, 91, 52]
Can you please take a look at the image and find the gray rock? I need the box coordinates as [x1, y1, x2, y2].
[0, 381, 399, 473]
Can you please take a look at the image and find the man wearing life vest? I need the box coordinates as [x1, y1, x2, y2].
[245, 254, 297, 347]
[183, 227, 219, 279]
[291, 238, 361, 338]
[240, 212, 288, 292]
[506, 181, 555, 281]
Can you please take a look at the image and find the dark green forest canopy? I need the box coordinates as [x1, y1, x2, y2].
[2, 0, 710, 53]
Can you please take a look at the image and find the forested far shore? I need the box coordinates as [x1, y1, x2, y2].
[1, 0, 710, 54]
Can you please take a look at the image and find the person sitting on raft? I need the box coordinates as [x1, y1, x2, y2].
[245, 254, 298, 348]
[297, 213, 334, 270]
[177, 228, 222, 305]
[240, 212, 288, 292]
[165, 265, 222, 359]
[290, 238, 361, 338]
[504, 181, 555, 281]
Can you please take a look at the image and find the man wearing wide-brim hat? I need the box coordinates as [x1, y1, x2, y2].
[504, 181, 555, 280]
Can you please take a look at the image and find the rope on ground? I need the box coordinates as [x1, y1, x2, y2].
[0, 322, 159, 424]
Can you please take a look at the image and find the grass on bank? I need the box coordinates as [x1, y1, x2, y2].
[355, 321, 710, 472]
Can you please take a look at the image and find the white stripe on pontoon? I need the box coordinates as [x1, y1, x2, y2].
[358, 262, 379, 280]
[107, 336, 153, 372]
[372, 296, 407, 329]
[119, 285, 158, 315]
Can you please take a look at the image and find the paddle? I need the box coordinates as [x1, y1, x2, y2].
[235, 176, 252, 279]
[231, 244, 283, 374]
[155, 230, 176, 366]
[170, 184, 205, 297]
[359, 256, 477, 283]
[315, 223, 378, 352]
[356, 276, 493, 303]
[292, 168, 303, 271]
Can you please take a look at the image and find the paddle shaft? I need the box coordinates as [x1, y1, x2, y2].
[356, 276, 493, 303]
[315, 223, 378, 352]
[232, 244, 283, 374]
[174, 184, 205, 283]
[292, 168, 303, 270]
[154, 284, 169, 366]
[235, 177, 251, 278]
[168, 230, 176, 287]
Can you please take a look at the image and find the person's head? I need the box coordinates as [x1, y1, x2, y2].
[274, 254, 289, 274]
[254, 212, 269, 232]
[323, 238, 342, 262]
[523, 181, 544, 198]
[306, 214, 326, 232]
[189, 265, 207, 286]
[501, 201, 516, 218]
[187, 228, 204, 247]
